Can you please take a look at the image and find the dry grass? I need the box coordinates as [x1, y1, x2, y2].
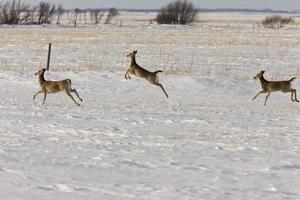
[0, 12, 300, 80]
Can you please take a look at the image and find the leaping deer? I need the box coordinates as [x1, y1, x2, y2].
[252, 70, 299, 105]
[33, 68, 83, 106]
[124, 50, 169, 98]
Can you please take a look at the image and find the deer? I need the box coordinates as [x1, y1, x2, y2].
[33, 68, 83, 106]
[252, 70, 299, 105]
[124, 50, 169, 98]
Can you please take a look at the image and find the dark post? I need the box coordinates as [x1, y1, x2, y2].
[47, 43, 52, 71]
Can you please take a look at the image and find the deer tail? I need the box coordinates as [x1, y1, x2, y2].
[154, 70, 163, 74]
[67, 79, 72, 85]
[290, 77, 296, 82]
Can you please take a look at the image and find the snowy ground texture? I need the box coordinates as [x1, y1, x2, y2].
[1, 12, 300, 200]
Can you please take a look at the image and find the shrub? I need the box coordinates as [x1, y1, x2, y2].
[262, 15, 294, 29]
[156, 0, 198, 25]
[0, 0, 20, 24]
[36, 1, 57, 24]
[0, 1, 62, 25]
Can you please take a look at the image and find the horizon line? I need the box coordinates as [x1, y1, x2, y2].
[67, 7, 300, 14]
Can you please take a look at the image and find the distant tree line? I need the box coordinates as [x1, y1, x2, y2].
[0, 0, 119, 25]
[72, 8, 118, 27]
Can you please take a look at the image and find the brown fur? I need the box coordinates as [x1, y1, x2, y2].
[252, 70, 298, 105]
[33, 68, 83, 106]
[124, 50, 169, 98]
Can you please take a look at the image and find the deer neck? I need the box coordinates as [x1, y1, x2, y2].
[39, 71, 46, 85]
[259, 75, 268, 85]
[130, 55, 137, 66]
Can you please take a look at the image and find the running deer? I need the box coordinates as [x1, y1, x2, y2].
[252, 70, 299, 105]
[33, 68, 83, 106]
[124, 50, 169, 98]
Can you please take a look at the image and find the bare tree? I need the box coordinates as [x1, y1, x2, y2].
[105, 8, 118, 24]
[19, 3, 36, 24]
[73, 8, 80, 27]
[82, 10, 88, 24]
[56, 4, 64, 24]
[90, 10, 104, 24]
[262, 15, 294, 29]
[37, 1, 57, 24]
[156, 0, 198, 25]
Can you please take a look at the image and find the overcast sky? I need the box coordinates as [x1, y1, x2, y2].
[20, 0, 300, 10]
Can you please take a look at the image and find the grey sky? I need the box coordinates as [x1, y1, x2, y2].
[20, 0, 300, 10]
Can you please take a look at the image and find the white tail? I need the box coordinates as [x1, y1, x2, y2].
[124, 50, 169, 98]
[252, 70, 298, 105]
[33, 68, 83, 106]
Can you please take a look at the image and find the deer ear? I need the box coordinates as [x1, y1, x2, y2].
[261, 70, 265, 74]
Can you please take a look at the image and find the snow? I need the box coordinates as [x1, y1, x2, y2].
[1, 70, 300, 199]
[1, 12, 300, 199]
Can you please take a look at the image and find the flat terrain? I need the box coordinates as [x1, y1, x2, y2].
[0, 12, 300, 200]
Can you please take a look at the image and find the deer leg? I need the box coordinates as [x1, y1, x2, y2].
[124, 71, 128, 79]
[293, 89, 299, 102]
[33, 91, 42, 100]
[66, 90, 80, 106]
[252, 91, 266, 100]
[155, 83, 169, 98]
[264, 92, 271, 105]
[42, 93, 47, 105]
[125, 70, 131, 79]
[290, 90, 295, 102]
[70, 88, 83, 102]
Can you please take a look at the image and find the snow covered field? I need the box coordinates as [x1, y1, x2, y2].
[1, 12, 300, 199]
